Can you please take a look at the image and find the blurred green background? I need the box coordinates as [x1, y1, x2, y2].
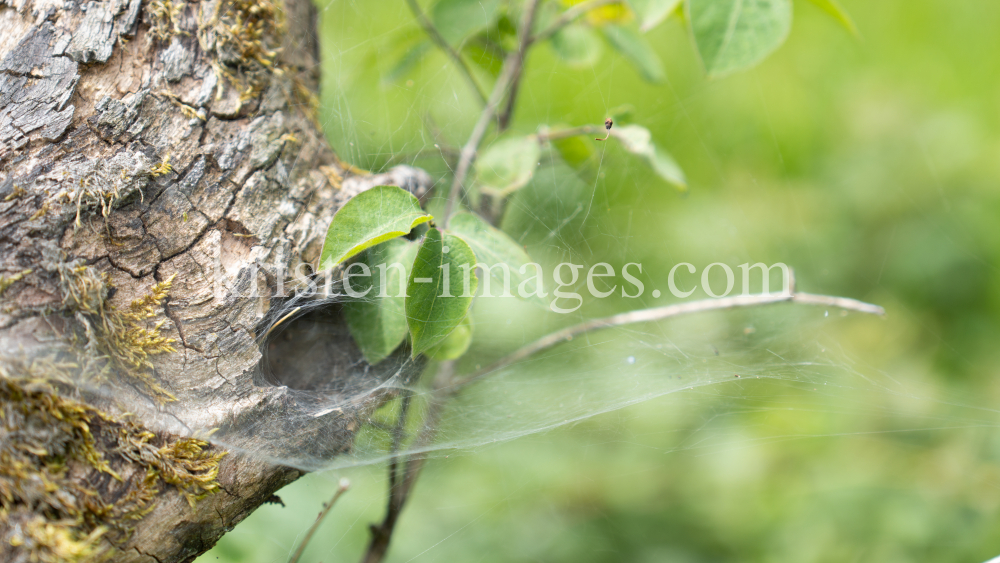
[202, 0, 1000, 561]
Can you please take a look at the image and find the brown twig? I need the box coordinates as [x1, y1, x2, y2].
[360, 391, 411, 563]
[360, 366, 453, 563]
[496, 64, 526, 132]
[498, 0, 617, 130]
[404, 0, 488, 106]
[366, 4, 546, 558]
[288, 477, 351, 563]
[441, 0, 542, 229]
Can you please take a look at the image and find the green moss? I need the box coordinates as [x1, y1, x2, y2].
[212, 0, 286, 70]
[0, 372, 226, 562]
[147, 0, 186, 42]
[200, 0, 287, 102]
[0, 269, 32, 297]
[55, 261, 178, 402]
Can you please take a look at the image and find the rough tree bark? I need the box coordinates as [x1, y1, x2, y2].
[0, 0, 431, 559]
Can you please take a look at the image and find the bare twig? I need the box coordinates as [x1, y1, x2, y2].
[361, 365, 453, 563]
[533, 0, 624, 44]
[387, 393, 413, 506]
[499, 0, 623, 129]
[441, 0, 542, 229]
[404, 0, 488, 105]
[495, 0, 541, 133]
[360, 392, 413, 563]
[496, 63, 525, 132]
[536, 124, 612, 142]
[288, 478, 351, 563]
[454, 291, 885, 391]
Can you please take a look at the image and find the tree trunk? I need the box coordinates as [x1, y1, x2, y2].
[0, 0, 431, 559]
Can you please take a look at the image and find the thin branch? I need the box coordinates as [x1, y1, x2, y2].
[404, 0, 488, 105]
[496, 63, 525, 132]
[361, 392, 412, 563]
[500, 0, 623, 130]
[454, 291, 885, 391]
[533, 0, 624, 44]
[495, 5, 541, 134]
[288, 478, 351, 563]
[387, 393, 413, 508]
[360, 364, 454, 563]
[441, 0, 542, 229]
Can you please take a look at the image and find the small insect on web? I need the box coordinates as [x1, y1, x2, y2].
[596, 117, 613, 141]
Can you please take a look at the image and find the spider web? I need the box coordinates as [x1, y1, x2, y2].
[218, 0, 933, 473]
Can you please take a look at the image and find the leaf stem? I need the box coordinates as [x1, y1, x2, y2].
[404, 0, 488, 105]
[441, 0, 542, 229]
[453, 290, 885, 391]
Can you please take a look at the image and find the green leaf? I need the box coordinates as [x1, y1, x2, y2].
[547, 128, 598, 183]
[383, 39, 431, 83]
[614, 124, 687, 190]
[552, 134, 597, 170]
[343, 239, 419, 364]
[578, 1, 632, 25]
[607, 103, 635, 121]
[432, 0, 501, 44]
[475, 136, 541, 196]
[627, 0, 683, 32]
[601, 25, 666, 83]
[805, 0, 859, 37]
[406, 228, 479, 357]
[687, 0, 793, 78]
[462, 41, 503, 77]
[424, 315, 473, 360]
[449, 212, 547, 307]
[318, 186, 432, 270]
[550, 24, 603, 68]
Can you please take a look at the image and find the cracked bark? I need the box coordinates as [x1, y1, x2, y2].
[0, 0, 433, 560]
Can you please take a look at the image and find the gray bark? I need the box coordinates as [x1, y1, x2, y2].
[0, 0, 431, 559]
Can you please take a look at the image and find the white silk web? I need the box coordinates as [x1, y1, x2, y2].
[164, 0, 996, 473]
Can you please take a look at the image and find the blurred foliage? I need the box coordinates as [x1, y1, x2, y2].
[202, 0, 1000, 561]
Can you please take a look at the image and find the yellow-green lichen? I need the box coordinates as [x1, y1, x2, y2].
[4, 184, 25, 201]
[0, 269, 32, 297]
[0, 372, 226, 563]
[293, 77, 321, 125]
[60, 152, 160, 228]
[53, 259, 178, 402]
[148, 154, 174, 177]
[198, 0, 287, 103]
[212, 0, 285, 69]
[147, 0, 186, 41]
